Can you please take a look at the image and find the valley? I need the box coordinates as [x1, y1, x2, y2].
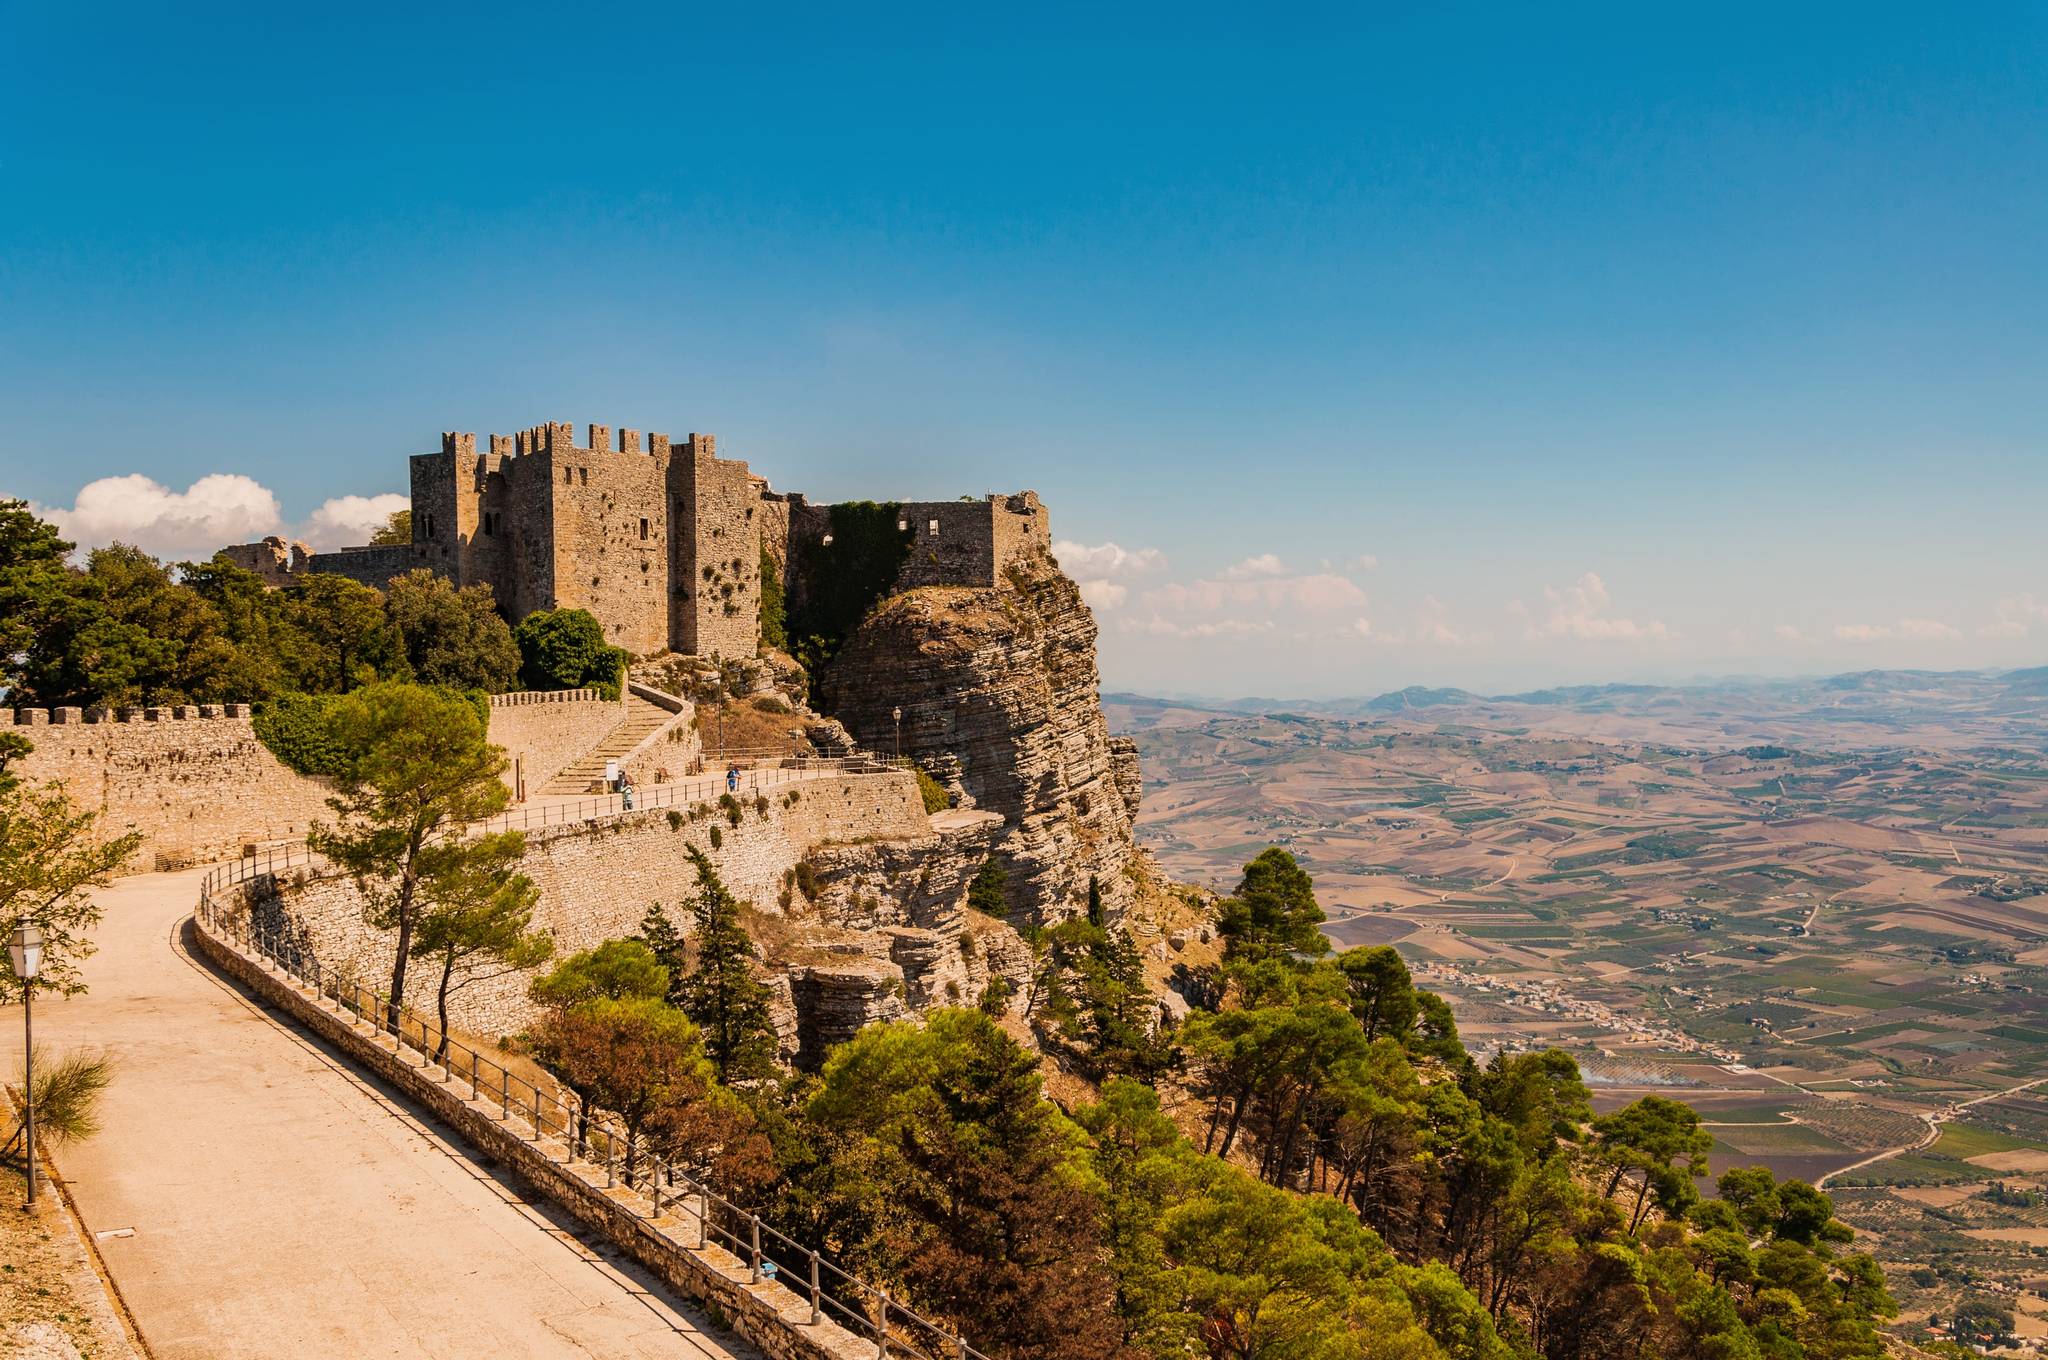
[1116, 669, 2048, 1338]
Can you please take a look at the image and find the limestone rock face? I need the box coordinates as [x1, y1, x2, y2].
[817, 549, 1139, 924]
[790, 959, 906, 1067]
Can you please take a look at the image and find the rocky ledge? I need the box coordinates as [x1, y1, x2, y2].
[818, 546, 1140, 924]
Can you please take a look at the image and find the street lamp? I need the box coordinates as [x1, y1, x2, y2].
[892, 706, 902, 761]
[7, 922, 43, 1210]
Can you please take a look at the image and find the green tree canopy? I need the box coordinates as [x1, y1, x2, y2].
[384, 569, 520, 692]
[1218, 847, 1330, 964]
[305, 682, 511, 1028]
[513, 607, 626, 698]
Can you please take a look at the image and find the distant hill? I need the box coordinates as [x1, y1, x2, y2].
[1363, 685, 1482, 712]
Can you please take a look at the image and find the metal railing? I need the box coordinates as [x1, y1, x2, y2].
[195, 847, 988, 1360]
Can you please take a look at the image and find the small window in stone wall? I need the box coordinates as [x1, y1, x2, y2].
[639, 518, 649, 541]
[565, 468, 573, 486]
[929, 519, 940, 534]
[579, 467, 589, 486]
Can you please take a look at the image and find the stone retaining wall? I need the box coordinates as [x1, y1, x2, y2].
[190, 912, 874, 1360]
[486, 689, 625, 797]
[239, 771, 932, 1038]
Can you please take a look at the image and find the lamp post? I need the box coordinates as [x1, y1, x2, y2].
[892, 706, 902, 761]
[7, 922, 44, 1210]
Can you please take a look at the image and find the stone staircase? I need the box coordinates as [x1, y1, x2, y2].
[540, 694, 676, 795]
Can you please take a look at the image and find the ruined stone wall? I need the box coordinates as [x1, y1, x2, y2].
[310, 543, 422, 591]
[484, 689, 625, 799]
[11, 707, 333, 869]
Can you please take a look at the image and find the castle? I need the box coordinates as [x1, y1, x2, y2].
[223, 420, 1052, 656]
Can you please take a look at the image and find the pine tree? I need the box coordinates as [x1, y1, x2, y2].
[677, 847, 779, 1082]
[635, 901, 688, 1008]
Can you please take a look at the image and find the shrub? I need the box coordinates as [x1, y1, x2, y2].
[754, 794, 769, 818]
[793, 858, 822, 902]
[709, 825, 723, 849]
[253, 692, 351, 775]
[915, 766, 951, 814]
[667, 809, 684, 831]
[513, 608, 627, 698]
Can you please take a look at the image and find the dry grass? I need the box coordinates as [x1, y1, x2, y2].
[0, 1096, 133, 1359]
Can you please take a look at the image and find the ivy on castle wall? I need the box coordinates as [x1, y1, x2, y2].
[789, 501, 912, 676]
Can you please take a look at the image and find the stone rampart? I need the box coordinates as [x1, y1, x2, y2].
[11, 706, 332, 870]
[243, 770, 931, 1038]
[485, 688, 625, 797]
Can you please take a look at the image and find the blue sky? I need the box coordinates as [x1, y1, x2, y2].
[2, 3, 2043, 695]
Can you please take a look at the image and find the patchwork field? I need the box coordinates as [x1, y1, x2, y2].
[1113, 668, 2048, 1329]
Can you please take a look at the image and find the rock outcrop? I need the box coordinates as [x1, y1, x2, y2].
[817, 546, 1139, 923]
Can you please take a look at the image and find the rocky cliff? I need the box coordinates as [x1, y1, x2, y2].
[816, 545, 1139, 924]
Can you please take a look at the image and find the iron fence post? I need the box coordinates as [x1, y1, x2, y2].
[749, 1218, 761, 1283]
[809, 1252, 821, 1324]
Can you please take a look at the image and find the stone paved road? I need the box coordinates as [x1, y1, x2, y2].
[0, 867, 757, 1360]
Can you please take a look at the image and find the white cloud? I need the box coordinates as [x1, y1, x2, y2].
[302, 493, 409, 550]
[1053, 540, 1164, 578]
[39, 473, 285, 561]
[1513, 572, 1672, 643]
[1221, 553, 1288, 580]
[1345, 553, 1381, 572]
[1058, 540, 1164, 615]
[1348, 617, 1374, 639]
[1142, 572, 1367, 616]
[36, 472, 408, 562]
[1773, 624, 1804, 642]
[1982, 595, 2048, 639]
[1117, 614, 1275, 639]
[1077, 578, 1129, 612]
[1833, 618, 1961, 643]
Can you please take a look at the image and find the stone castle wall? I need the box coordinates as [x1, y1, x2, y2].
[246, 770, 932, 1038]
[11, 707, 334, 869]
[485, 689, 625, 797]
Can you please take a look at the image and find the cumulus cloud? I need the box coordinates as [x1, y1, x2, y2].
[1773, 624, 1804, 642]
[1077, 578, 1129, 611]
[1513, 572, 1672, 643]
[1221, 553, 1288, 580]
[1055, 539, 1164, 616]
[302, 493, 409, 550]
[1118, 615, 1274, 639]
[1142, 572, 1367, 616]
[1833, 618, 1961, 643]
[35, 472, 407, 562]
[1982, 595, 2048, 639]
[1053, 540, 1164, 579]
[39, 473, 285, 561]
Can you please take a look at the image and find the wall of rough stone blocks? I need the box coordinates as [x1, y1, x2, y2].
[245, 769, 931, 1038]
[11, 707, 334, 870]
[540, 424, 675, 655]
[675, 439, 763, 660]
[485, 689, 625, 799]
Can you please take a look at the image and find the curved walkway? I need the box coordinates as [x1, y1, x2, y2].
[0, 867, 757, 1360]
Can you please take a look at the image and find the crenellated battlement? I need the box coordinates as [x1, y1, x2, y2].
[14, 703, 255, 725]
[455, 423, 725, 461]
[485, 688, 605, 708]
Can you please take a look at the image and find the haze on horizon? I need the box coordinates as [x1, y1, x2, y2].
[1, 3, 2041, 697]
